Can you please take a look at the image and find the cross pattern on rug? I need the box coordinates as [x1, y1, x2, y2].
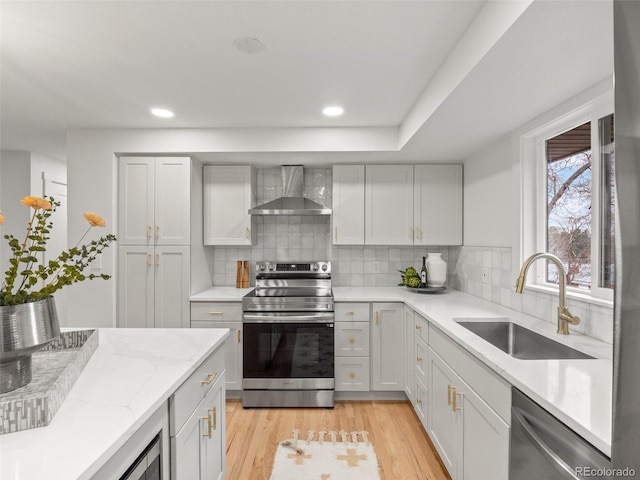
[287, 452, 313, 465]
[337, 448, 368, 467]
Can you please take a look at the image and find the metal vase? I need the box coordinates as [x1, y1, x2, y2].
[0, 297, 60, 394]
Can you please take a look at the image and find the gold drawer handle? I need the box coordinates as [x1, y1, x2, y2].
[453, 391, 462, 412]
[349, 337, 355, 344]
[208, 311, 224, 315]
[415, 324, 421, 330]
[447, 385, 455, 405]
[155, 225, 160, 239]
[349, 372, 355, 379]
[416, 398, 422, 404]
[147, 225, 152, 240]
[201, 373, 217, 385]
[245, 227, 250, 239]
[347, 311, 355, 316]
[209, 407, 217, 430]
[237, 330, 241, 343]
[202, 415, 212, 439]
[416, 356, 422, 362]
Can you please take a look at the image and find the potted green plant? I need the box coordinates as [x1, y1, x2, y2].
[0, 196, 116, 393]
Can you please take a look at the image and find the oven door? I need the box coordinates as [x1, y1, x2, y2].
[242, 312, 334, 390]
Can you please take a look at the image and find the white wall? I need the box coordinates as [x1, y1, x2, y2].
[0, 151, 31, 269]
[462, 135, 512, 247]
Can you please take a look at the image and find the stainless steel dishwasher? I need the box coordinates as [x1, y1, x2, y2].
[510, 388, 611, 480]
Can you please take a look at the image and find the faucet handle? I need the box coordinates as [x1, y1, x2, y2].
[560, 307, 580, 325]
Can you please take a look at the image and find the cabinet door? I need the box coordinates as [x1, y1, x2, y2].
[460, 383, 509, 480]
[118, 157, 155, 246]
[335, 357, 370, 391]
[332, 165, 365, 245]
[414, 165, 463, 245]
[155, 157, 191, 246]
[414, 377, 428, 429]
[203, 165, 255, 245]
[154, 246, 190, 328]
[371, 303, 404, 391]
[118, 246, 154, 328]
[428, 349, 460, 479]
[404, 307, 415, 400]
[365, 165, 414, 245]
[202, 378, 226, 480]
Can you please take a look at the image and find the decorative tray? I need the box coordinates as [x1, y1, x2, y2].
[406, 286, 447, 294]
[0, 329, 98, 435]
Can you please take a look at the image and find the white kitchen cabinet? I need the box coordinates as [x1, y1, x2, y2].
[335, 357, 370, 391]
[335, 321, 370, 356]
[191, 301, 243, 391]
[365, 165, 414, 245]
[203, 165, 256, 245]
[118, 156, 191, 246]
[371, 302, 404, 391]
[332, 165, 365, 244]
[414, 165, 463, 245]
[171, 346, 226, 480]
[335, 302, 371, 392]
[427, 327, 509, 480]
[118, 245, 190, 328]
[404, 307, 415, 400]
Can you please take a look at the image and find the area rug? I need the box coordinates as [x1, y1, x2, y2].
[270, 429, 381, 480]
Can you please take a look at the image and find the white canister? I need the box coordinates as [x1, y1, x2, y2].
[426, 253, 447, 287]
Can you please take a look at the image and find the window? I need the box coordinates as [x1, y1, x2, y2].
[528, 102, 615, 301]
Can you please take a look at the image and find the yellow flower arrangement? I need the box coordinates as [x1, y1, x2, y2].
[0, 196, 116, 306]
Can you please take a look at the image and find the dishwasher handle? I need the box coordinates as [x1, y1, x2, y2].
[512, 406, 581, 480]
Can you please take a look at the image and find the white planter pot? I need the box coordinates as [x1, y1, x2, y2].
[426, 253, 447, 287]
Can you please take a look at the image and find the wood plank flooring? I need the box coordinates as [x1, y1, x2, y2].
[225, 399, 451, 480]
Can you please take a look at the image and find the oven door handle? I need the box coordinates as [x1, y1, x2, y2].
[243, 313, 335, 323]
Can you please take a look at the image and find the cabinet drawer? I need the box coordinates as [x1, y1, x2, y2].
[458, 348, 511, 423]
[415, 337, 428, 383]
[430, 326, 459, 370]
[170, 348, 225, 435]
[190, 302, 242, 322]
[335, 357, 370, 391]
[415, 313, 429, 342]
[335, 322, 370, 356]
[335, 303, 370, 322]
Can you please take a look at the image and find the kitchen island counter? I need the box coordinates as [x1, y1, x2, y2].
[0, 327, 229, 480]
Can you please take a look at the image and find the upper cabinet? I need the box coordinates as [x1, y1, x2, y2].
[332, 165, 365, 245]
[203, 165, 256, 246]
[414, 165, 463, 246]
[118, 157, 191, 246]
[333, 164, 462, 246]
[365, 165, 415, 245]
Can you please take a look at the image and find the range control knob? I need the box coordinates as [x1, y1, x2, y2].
[311, 263, 319, 271]
[321, 264, 328, 272]
[268, 264, 275, 271]
[259, 264, 266, 271]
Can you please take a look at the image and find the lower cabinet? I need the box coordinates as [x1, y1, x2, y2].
[371, 303, 404, 391]
[170, 346, 226, 480]
[335, 303, 371, 392]
[404, 307, 415, 400]
[427, 328, 510, 480]
[335, 357, 370, 391]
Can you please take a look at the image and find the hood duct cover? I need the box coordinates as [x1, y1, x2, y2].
[248, 165, 332, 215]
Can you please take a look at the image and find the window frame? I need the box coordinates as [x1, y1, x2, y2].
[520, 92, 614, 305]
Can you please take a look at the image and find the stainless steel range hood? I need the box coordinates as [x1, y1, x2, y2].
[249, 165, 331, 215]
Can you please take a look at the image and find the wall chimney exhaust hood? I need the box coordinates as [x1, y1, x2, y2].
[248, 165, 332, 215]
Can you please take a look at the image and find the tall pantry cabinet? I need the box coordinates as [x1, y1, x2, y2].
[117, 156, 191, 328]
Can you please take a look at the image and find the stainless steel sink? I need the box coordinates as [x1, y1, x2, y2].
[456, 321, 594, 360]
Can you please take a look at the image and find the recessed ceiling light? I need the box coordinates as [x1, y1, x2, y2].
[151, 108, 174, 118]
[234, 37, 265, 54]
[323, 106, 344, 117]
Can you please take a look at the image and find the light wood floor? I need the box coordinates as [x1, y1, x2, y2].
[226, 399, 451, 480]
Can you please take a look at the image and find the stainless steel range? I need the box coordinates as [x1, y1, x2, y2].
[242, 261, 334, 408]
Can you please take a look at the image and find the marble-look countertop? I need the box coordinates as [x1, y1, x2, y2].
[0, 328, 229, 480]
[190, 285, 613, 455]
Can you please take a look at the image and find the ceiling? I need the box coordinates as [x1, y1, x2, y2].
[0, 1, 613, 165]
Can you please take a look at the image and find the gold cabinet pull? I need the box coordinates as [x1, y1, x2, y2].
[415, 324, 421, 330]
[155, 225, 159, 239]
[147, 225, 152, 240]
[347, 311, 355, 316]
[209, 407, 217, 430]
[375, 311, 379, 325]
[448, 385, 455, 405]
[155, 254, 159, 267]
[245, 227, 250, 239]
[201, 372, 217, 385]
[409, 227, 414, 240]
[208, 311, 224, 315]
[237, 330, 241, 343]
[416, 356, 422, 362]
[416, 227, 423, 240]
[416, 397, 422, 404]
[349, 337, 355, 344]
[452, 390, 462, 412]
[147, 253, 152, 266]
[349, 372, 355, 379]
[202, 415, 212, 439]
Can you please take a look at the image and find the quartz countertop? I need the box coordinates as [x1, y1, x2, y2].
[190, 285, 613, 455]
[0, 328, 229, 480]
